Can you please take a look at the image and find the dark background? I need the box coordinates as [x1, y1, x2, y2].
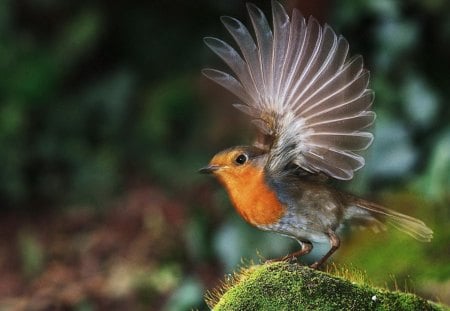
[0, 0, 449, 310]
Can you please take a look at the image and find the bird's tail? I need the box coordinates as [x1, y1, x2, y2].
[345, 197, 433, 242]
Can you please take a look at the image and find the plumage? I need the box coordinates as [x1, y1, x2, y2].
[203, 0, 374, 180]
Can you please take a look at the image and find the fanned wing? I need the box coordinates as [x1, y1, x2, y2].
[203, 0, 375, 180]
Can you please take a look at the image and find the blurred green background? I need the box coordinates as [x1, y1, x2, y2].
[0, 0, 449, 310]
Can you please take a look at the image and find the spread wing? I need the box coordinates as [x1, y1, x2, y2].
[202, 0, 375, 180]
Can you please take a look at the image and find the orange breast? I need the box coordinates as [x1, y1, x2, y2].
[217, 166, 285, 226]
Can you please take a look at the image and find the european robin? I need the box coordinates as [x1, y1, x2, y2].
[200, 1, 433, 268]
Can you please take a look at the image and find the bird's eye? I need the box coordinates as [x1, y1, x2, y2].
[235, 154, 248, 165]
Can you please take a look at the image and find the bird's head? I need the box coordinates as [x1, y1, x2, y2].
[199, 146, 266, 185]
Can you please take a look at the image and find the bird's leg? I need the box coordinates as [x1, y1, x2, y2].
[282, 241, 313, 262]
[267, 240, 312, 263]
[310, 229, 340, 269]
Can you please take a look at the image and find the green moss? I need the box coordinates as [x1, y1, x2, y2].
[208, 262, 448, 310]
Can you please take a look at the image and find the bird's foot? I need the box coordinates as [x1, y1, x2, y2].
[265, 254, 306, 265]
[265, 256, 294, 264]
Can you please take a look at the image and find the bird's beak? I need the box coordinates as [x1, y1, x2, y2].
[198, 165, 220, 174]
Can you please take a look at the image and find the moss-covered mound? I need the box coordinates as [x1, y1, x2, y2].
[207, 262, 447, 310]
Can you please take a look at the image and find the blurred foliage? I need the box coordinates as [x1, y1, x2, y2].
[0, 0, 223, 208]
[0, 0, 449, 310]
[18, 229, 45, 278]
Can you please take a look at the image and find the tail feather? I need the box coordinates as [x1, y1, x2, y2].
[347, 198, 433, 242]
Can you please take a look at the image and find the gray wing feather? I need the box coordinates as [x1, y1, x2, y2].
[247, 3, 274, 99]
[203, 0, 375, 180]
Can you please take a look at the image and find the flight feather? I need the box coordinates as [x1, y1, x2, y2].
[203, 0, 375, 180]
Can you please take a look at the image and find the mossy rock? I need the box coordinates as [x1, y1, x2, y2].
[207, 262, 447, 310]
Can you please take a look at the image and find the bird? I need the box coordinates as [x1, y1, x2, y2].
[199, 0, 433, 268]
